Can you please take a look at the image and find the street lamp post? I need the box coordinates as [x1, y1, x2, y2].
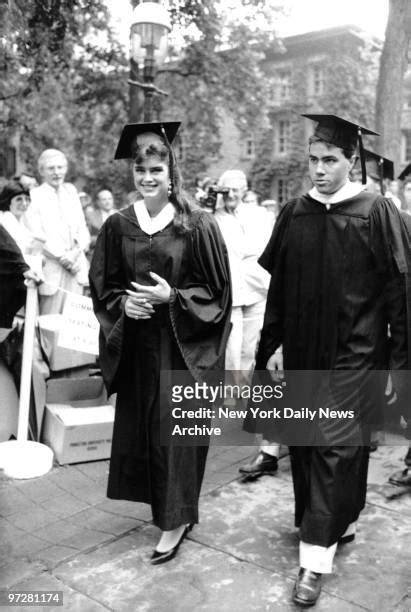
[129, 1, 171, 122]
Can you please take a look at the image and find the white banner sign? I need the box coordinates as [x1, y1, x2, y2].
[57, 294, 99, 355]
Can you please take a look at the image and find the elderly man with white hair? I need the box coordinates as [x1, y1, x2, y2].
[23, 148, 90, 314]
[214, 170, 281, 476]
[215, 170, 273, 371]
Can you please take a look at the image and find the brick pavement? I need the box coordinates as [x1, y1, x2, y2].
[0, 446, 254, 586]
[0, 443, 410, 611]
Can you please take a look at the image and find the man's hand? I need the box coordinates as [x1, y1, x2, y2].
[128, 272, 171, 305]
[266, 347, 284, 382]
[60, 247, 81, 273]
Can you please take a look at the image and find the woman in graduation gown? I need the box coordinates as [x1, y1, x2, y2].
[89, 122, 231, 564]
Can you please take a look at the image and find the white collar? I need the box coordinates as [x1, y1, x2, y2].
[133, 200, 174, 235]
[309, 181, 365, 208]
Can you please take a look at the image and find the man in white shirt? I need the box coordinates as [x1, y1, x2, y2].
[214, 171, 273, 379]
[23, 149, 90, 314]
[214, 171, 278, 473]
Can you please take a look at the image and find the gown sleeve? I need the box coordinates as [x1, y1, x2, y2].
[370, 197, 411, 424]
[0, 226, 29, 328]
[255, 200, 296, 369]
[169, 211, 232, 381]
[88, 214, 126, 394]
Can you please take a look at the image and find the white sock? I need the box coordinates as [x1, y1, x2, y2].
[299, 540, 337, 574]
[260, 442, 280, 458]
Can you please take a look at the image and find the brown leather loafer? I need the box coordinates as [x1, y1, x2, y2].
[239, 451, 278, 478]
[292, 567, 322, 607]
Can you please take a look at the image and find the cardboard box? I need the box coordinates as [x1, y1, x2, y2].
[37, 314, 96, 371]
[42, 377, 115, 464]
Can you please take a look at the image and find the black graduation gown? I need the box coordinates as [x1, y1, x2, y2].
[89, 206, 231, 530]
[0, 225, 29, 328]
[249, 191, 410, 547]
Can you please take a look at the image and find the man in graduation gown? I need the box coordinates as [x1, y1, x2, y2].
[248, 115, 410, 606]
[358, 151, 411, 489]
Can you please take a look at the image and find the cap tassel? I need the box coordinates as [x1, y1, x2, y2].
[358, 127, 367, 185]
[379, 157, 385, 195]
[161, 124, 177, 199]
[160, 124, 170, 147]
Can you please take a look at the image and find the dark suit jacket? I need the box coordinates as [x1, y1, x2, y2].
[85, 208, 114, 248]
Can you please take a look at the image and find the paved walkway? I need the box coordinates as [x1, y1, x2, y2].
[0, 443, 410, 611]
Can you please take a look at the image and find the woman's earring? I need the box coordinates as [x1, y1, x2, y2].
[168, 181, 172, 196]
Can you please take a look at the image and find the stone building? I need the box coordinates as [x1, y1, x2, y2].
[204, 24, 411, 203]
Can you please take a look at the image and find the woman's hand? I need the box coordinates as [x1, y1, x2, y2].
[124, 293, 155, 320]
[128, 272, 171, 305]
[23, 269, 43, 285]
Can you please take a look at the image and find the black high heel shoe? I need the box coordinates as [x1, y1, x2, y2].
[338, 533, 355, 544]
[150, 524, 194, 565]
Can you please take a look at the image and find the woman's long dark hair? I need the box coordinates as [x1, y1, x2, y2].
[131, 133, 195, 233]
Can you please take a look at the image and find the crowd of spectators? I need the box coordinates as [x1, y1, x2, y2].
[0, 151, 124, 316]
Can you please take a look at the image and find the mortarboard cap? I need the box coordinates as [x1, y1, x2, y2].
[362, 149, 394, 195]
[364, 149, 394, 181]
[398, 163, 411, 181]
[114, 121, 181, 159]
[302, 114, 377, 150]
[302, 114, 378, 185]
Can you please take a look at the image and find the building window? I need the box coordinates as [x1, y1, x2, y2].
[243, 133, 255, 159]
[277, 178, 290, 205]
[269, 69, 291, 106]
[275, 119, 291, 154]
[278, 70, 291, 104]
[309, 64, 324, 96]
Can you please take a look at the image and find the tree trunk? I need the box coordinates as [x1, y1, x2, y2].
[375, 0, 411, 170]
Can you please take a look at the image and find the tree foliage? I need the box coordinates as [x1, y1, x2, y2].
[154, 0, 285, 188]
[1, 0, 130, 198]
[2, 0, 287, 198]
